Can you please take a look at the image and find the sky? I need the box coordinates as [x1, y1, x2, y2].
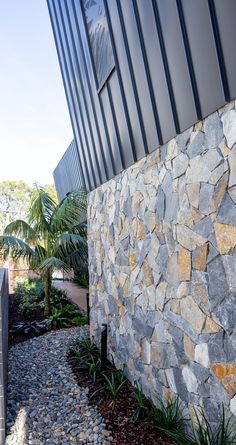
[0, 0, 73, 186]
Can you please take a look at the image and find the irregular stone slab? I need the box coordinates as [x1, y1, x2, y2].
[222, 255, 236, 295]
[187, 131, 204, 158]
[217, 192, 236, 226]
[230, 395, 236, 416]
[210, 173, 228, 213]
[191, 270, 209, 314]
[207, 255, 228, 310]
[202, 149, 222, 172]
[178, 247, 191, 281]
[180, 296, 206, 333]
[182, 366, 198, 393]
[221, 109, 236, 148]
[176, 225, 206, 251]
[228, 146, 236, 187]
[184, 334, 195, 360]
[203, 316, 221, 333]
[214, 222, 236, 254]
[199, 183, 214, 215]
[166, 252, 179, 286]
[156, 187, 165, 223]
[194, 216, 213, 239]
[186, 156, 211, 184]
[211, 363, 236, 397]
[203, 112, 223, 149]
[192, 244, 208, 271]
[195, 343, 210, 368]
[172, 153, 189, 178]
[229, 186, 236, 204]
[215, 295, 236, 333]
[186, 183, 200, 208]
[166, 138, 178, 160]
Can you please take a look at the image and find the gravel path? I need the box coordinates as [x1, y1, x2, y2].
[6, 327, 112, 445]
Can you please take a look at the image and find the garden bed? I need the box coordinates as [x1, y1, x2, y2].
[68, 343, 171, 445]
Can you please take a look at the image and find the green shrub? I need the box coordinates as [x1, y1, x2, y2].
[151, 397, 188, 443]
[132, 382, 148, 423]
[193, 406, 236, 445]
[14, 277, 44, 303]
[102, 370, 126, 410]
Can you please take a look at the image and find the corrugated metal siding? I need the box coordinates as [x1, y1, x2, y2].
[53, 139, 84, 201]
[48, 0, 236, 194]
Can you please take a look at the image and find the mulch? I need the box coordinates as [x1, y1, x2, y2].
[68, 353, 171, 445]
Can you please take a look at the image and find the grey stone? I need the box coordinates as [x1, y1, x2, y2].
[156, 187, 165, 223]
[191, 271, 209, 315]
[222, 255, 236, 295]
[158, 244, 168, 277]
[165, 192, 179, 222]
[198, 183, 214, 215]
[186, 156, 211, 183]
[172, 153, 189, 178]
[176, 127, 192, 151]
[202, 149, 222, 172]
[221, 109, 236, 148]
[208, 332, 227, 362]
[132, 317, 153, 338]
[194, 216, 213, 239]
[217, 192, 236, 226]
[215, 296, 236, 333]
[203, 112, 223, 149]
[207, 255, 228, 310]
[207, 243, 219, 264]
[186, 131, 204, 158]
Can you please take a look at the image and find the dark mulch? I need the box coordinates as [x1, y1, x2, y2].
[68, 353, 171, 445]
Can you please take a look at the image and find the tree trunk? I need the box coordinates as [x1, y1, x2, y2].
[44, 271, 52, 316]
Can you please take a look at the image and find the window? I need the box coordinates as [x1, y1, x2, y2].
[82, 0, 115, 90]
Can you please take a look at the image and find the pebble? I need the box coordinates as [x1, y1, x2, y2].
[5, 327, 112, 444]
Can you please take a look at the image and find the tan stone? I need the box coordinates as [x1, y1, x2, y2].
[132, 191, 144, 214]
[123, 280, 129, 298]
[129, 253, 136, 271]
[171, 300, 180, 314]
[131, 218, 138, 237]
[203, 316, 221, 333]
[192, 243, 208, 271]
[137, 220, 146, 240]
[195, 121, 202, 131]
[211, 363, 236, 397]
[118, 301, 126, 317]
[219, 141, 231, 157]
[210, 175, 227, 212]
[178, 247, 191, 281]
[184, 334, 195, 360]
[163, 386, 174, 402]
[214, 223, 236, 254]
[120, 219, 129, 240]
[143, 260, 153, 286]
[180, 296, 206, 333]
[186, 183, 200, 208]
[97, 281, 104, 293]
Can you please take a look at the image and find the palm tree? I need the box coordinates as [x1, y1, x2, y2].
[0, 187, 87, 315]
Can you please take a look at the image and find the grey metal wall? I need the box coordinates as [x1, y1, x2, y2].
[0, 269, 9, 445]
[48, 0, 236, 193]
[53, 139, 85, 201]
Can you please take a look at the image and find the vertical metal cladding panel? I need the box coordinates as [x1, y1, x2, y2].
[53, 140, 85, 201]
[53, 1, 101, 188]
[156, 0, 197, 132]
[118, 0, 160, 153]
[68, 0, 116, 181]
[105, 0, 146, 162]
[180, 0, 225, 117]
[214, 0, 236, 99]
[136, 0, 176, 144]
[48, 0, 91, 192]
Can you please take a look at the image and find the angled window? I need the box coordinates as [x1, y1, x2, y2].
[82, 0, 115, 90]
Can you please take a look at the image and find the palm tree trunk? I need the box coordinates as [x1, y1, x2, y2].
[44, 271, 52, 315]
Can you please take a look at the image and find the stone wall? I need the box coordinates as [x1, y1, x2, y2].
[88, 101, 236, 423]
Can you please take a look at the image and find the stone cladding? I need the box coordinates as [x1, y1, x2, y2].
[88, 101, 236, 423]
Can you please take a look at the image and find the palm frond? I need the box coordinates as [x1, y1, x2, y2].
[39, 256, 71, 272]
[29, 188, 56, 234]
[51, 188, 87, 231]
[4, 220, 36, 242]
[0, 235, 34, 260]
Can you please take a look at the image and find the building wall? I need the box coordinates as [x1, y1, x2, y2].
[88, 102, 236, 423]
[48, 0, 236, 194]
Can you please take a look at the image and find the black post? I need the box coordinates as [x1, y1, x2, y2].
[86, 292, 90, 325]
[101, 323, 107, 371]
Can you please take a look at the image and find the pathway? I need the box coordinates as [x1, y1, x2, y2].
[52, 280, 88, 312]
[6, 327, 112, 445]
